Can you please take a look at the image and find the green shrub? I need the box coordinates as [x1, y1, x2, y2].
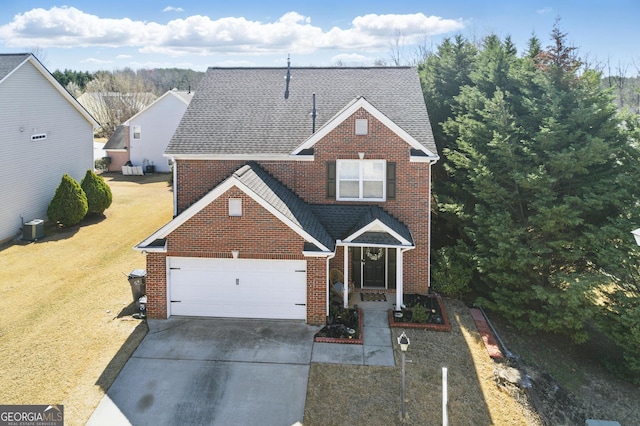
[431, 245, 472, 298]
[411, 304, 429, 323]
[94, 156, 111, 172]
[81, 169, 112, 215]
[47, 174, 88, 226]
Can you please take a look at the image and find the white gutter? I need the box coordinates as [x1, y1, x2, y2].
[171, 157, 177, 217]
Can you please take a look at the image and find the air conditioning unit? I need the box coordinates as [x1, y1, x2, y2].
[23, 219, 44, 241]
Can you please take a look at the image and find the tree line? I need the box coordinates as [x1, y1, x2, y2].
[422, 22, 640, 382]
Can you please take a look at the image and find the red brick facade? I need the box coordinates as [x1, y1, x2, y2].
[146, 108, 432, 325]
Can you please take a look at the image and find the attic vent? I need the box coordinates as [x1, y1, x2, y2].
[355, 119, 368, 135]
[31, 133, 47, 141]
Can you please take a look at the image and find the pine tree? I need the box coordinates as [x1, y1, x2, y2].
[80, 170, 112, 215]
[47, 174, 88, 226]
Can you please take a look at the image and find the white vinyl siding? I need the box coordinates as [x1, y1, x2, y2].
[0, 61, 94, 242]
[337, 159, 386, 201]
[127, 92, 190, 173]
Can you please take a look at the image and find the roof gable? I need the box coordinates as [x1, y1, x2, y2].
[124, 89, 193, 124]
[0, 53, 98, 129]
[136, 163, 334, 252]
[166, 67, 437, 158]
[291, 96, 437, 158]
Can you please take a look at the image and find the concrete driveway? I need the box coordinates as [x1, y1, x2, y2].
[87, 317, 319, 426]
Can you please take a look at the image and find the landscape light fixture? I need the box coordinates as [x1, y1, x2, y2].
[397, 332, 410, 420]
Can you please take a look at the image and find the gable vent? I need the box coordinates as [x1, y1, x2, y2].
[31, 133, 47, 141]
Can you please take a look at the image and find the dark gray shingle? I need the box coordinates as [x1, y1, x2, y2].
[0, 53, 30, 82]
[167, 67, 436, 156]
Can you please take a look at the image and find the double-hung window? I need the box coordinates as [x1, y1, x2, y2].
[337, 160, 386, 201]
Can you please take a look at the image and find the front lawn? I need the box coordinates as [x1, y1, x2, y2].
[0, 173, 173, 425]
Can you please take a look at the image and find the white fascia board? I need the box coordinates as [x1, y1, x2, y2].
[134, 244, 167, 253]
[163, 153, 294, 161]
[303, 250, 334, 257]
[24, 55, 100, 129]
[134, 174, 331, 252]
[410, 154, 440, 163]
[343, 218, 412, 246]
[291, 97, 439, 158]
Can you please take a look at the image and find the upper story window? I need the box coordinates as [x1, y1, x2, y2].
[337, 159, 385, 201]
[132, 125, 141, 140]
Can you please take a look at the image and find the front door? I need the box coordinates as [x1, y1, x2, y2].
[363, 247, 385, 288]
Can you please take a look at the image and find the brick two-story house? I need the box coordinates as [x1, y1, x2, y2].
[135, 66, 438, 325]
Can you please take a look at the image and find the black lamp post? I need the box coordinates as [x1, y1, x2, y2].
[398, 332, 410, 420]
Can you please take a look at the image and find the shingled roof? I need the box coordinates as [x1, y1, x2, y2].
[0, 53, 30, 82]
[166, 67, 436, 157]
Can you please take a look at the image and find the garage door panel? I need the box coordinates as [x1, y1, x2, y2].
[168, 258, 307, 319]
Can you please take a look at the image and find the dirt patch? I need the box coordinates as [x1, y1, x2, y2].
[490, 315, 640, 425]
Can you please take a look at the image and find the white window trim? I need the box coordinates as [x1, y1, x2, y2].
[336, 159, 386, 201]
[132, 125, 141, 140]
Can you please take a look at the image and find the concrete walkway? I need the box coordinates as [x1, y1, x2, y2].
[311, 297, 396, 367]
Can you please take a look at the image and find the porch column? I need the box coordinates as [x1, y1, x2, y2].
[396, 248, 403, 310]
[343, 245, 349, 308]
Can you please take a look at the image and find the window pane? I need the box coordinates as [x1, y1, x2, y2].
[339, 181, 359, 198]
[363, 181, 383, 198]
[363, 161, 384, 179]
[338, 161, 359, 179]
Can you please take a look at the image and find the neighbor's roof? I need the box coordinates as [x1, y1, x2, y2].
[103, 125, 127, 150]
[0, 53, 30, 81]
[166, 67, 437, 157]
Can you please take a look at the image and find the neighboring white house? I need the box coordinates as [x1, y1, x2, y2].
[0, 53, 98, 242]
[124, 89, 193, 173]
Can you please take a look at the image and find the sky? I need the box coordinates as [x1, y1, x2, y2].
[0, 1, 638, 75]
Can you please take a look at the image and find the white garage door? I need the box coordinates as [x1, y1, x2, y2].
[168, 257, 307, 319]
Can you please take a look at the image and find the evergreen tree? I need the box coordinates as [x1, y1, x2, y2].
[441, 27, 640, 344]
[47, 174, 88, 226]
[80, 170, 112, 215]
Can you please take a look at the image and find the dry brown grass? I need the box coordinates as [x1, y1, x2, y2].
[304, 298, 540, 425]
[0, 173, 173, 425]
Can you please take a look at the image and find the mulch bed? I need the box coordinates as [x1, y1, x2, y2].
[314, 308, 364, 344]
[389, 293, 451, 331]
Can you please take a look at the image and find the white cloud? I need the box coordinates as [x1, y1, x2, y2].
[81, 57, 113, 64]
[163, 6, 184, 13]
[116, 54, 132, 59]
[537, 7, 553, 15]
[0, 7, 464, 58]
[330, 53, 373, 66]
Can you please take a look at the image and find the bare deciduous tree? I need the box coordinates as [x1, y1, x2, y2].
[79, 70, 157, 137]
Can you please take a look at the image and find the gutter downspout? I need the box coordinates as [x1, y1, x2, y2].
[172, 157, 177, 217]
[326, 250, 336, 318]
[427, 159, 434, 290]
